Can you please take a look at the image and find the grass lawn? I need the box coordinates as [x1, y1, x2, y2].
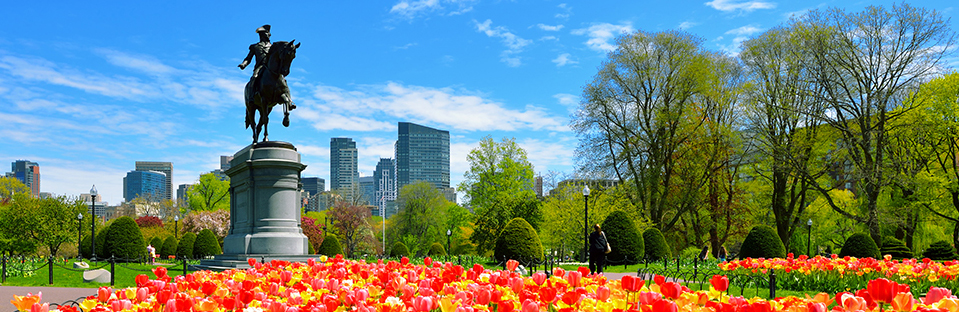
[0, 259, 195, 288]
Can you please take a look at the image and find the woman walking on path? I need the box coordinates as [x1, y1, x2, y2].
[588, 224, 610, 275]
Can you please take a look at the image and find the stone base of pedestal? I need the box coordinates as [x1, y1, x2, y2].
[197, 254, 322, 271]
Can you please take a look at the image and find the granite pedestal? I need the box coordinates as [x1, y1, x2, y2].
[199, 141, 319, 270]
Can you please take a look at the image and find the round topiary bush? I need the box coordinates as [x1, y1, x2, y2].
[923, 240, 959, 260]
[643, 228, 670, 261]
[317, 234, 343, 256]
[739, 225, 786, 259]
[161, 236, 178, 259]
[102, 216, 147, 261]
[176, 232, 197, 259]
[493, 217, 544, 265]
[602, 210, 644, 264]
[880, 236, 913, 259]
[149, 237, 163, 250]
[193, 229, 221, 258]
[390, 242, 410, 258]
[428, 242, 447, 256]
[839, 233, 881, 259]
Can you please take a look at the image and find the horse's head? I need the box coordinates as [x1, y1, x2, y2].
[272, 40, 300, 76]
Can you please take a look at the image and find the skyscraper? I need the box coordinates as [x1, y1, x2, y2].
[135, 161, 173, 200]
[9, 160, 40, 197]
[330, 138, 358, 202]
[177, 184, 192, 207]
[359, 176, 374, 205]
[374, 158, 396, 217]
[123, 170, 167, 202]
[395, 122, 452, 201]
[301, 177, 326, 197]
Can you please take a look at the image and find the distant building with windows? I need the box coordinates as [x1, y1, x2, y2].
[330, 138, 358, 202]
[302, 177, 326, 212]
[359, 176, 375, 205]
[81, 192, 108, 220]
[135, 161, 173, 201]
[177, 184, 192, 207]
[123, 170, 166, 202]
[395, 122, 454, 202]
[8, 160, 40, 197]
[374, 158, 397, 218]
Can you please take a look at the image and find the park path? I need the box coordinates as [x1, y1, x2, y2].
[1, 273, 637, 310]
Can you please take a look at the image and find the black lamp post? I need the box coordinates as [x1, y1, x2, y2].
[90, 185, 97, 261]
[583, 185, 590, 263]
[77, 213, 83, 260]
[446, 229, 452, 255]
[174, 214, 179, 239]
[807, 219, 813, 256]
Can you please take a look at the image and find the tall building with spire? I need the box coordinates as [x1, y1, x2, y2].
[374, 158, 396, 217]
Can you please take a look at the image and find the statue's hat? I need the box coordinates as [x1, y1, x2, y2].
[256, 25, 271, 33]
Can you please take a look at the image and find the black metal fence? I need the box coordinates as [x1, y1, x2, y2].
[0, 255, 195, 287]
[636, 257, 778, 299]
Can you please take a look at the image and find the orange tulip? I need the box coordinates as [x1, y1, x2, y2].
[891, 293, 914, 312]
[10, 293, 41, 312]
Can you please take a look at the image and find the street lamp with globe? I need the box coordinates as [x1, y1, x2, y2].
[175, 214, 179, 239]
[446, 229, 452, 256]
[77, 213, 83, 260]
[90, 185, 97, 261]
[807, 219, 813, 256]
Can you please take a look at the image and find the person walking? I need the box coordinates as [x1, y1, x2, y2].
[718, 245, 728, 262]
[588, 224, 610, 275]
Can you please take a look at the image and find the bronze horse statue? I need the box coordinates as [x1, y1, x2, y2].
[245, 40, 300, 143]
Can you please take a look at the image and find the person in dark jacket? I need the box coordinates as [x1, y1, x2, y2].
[588, 224, 609, 275]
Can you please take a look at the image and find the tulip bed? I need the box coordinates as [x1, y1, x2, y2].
[13, 254, 959, 312]
[720, 255, 959, 294]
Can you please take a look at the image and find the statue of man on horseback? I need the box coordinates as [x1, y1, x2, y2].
[239, 24, 300, 143]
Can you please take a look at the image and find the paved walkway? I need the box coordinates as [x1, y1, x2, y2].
[1, 272, 637, 310]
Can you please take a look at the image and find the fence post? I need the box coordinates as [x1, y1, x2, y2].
[48, 256, 54, 285]
[693, 257, 698, 285]
[183, 258, 188, 276]
[1, 256, 5, 283]
[110, 256, 115, 286]
[768, 270, 776, 299]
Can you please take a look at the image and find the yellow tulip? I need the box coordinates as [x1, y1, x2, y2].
[79, 299, 97, 312]
[440, 297, 459, 312]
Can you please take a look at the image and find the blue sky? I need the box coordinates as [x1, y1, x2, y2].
[1, 0, 955, 205]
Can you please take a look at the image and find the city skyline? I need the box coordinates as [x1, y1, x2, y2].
[2, 1, 955, 205]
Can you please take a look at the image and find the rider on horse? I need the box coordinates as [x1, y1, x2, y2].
[239, 25, 296, 110]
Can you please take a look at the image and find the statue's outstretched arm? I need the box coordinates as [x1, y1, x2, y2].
[238, 47, 255, 70]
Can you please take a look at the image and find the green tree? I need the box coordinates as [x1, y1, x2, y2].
[390, 181, 449, 256]
[796, 3, 957, 246]
[193, 229, 221, 258]
[327, 201, 373, 258]
[161, 236, 178, 259]
[460, 136, 538, 255]
[102, 216, 147, 260]
[177, 232, 196, 259]
[0, 177, 30, 201]
[187, 173, 230, 212]
[0, 194, 87, 257]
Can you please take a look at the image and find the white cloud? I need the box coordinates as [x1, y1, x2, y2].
[553, 93, 579, 107]
[303, 82, 567, 132]
[704, 0, 776, 13]
[555, 3, 572, 19]
[390, 0, 476, 19]
[552, 53, 577, 67]
[678, 21, 698, 30]
[571, 22, 634, 53]
[474, 19, 533, 67]
[540, 36, 559, 41]
[96, 49, 177, 75]
[721, 25, 765, 55]
[297, 144, 331, 158]
[725, 25, 764, 36]
[536, 24, 565, 31]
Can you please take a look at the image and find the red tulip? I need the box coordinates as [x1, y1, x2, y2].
[499, 300, 516, 312]
[424, 257, 432, 267]
[594, 286, 610, 301]
[577, 267, 590, 277]
[522, 299, 539, 312]
[710, 275, 729, 292]
[561, 291, 581, 306]
[552, 267, 565, 278]
[867, 278, 901, 304]
[652, 299, 677, 312]
[97, 287, 112, 302]
[248, 258, 256, 267]
[660, 282, 682, 300]
[507, 260, 520, 272]
[401, 257, 410, 265]
[654, 275, 665, 286]
[532, 272, 547, 286]
[539, 286, 557, 305]
[476, 288, 491, 305]
[924, 287, 954, 305]
[807, 302, 826, 312]
[565, 271, 582, 287]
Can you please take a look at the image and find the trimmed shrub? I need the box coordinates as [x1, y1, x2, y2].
[193, 229, 222, 258]
[161, 236, 178, 259]
[643, 228, 670, 261]
[177, 232, 197, 259]
[839, 233, 881, 259]
[494, 218, 544, 265]
[79, 229, 108, 259]
[390, 242, 410, 258]
[428, 242, 447, 256]
[739, 225, 786, 259]
[880, 236, 914, 259]
[923, 240, 959, 261]
[318, 234, 343, 256]
[308, 240, 315, 254]
[601, 211, 644, 264]
[149, 237, 163, 250]
[102, 216, 147, 261]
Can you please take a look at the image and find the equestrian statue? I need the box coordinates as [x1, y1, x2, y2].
[239, 24, 300, 143]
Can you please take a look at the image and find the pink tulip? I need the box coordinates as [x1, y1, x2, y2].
[565, 271, 582, 287]
[596, 286, 611, 301]
[638, 291, 662, 305]
[532, 272, 547, 286]
[807, 302, 826, 312]
[552, 267, 565, 278]
[29, 303, 48, 312]
[522, 299, 539, 312]
[511, 277, 525, 294]
[924, 287, 954, 305]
